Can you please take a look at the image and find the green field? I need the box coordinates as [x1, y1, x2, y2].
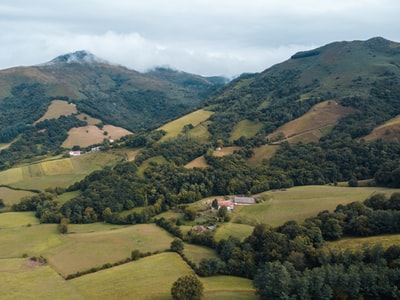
[326, 234, 400, 251]
[0, 187, 36, 206]
[230, 119, 263, 141]
[233, 186, 400, 227]
[247, 144, 279, 166]
[0, 152, 122, 193]
[214, 222, 255, 242]
[201, 276, 258, 300]
[44, 224, 174, 277]
[159, 109, 214, 142]
[183, 243, 218, 265]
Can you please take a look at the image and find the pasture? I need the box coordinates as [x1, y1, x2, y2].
[183, 243, 218, 265]
[230, 119, 262, 141]
[0, 258, 83, 300]
[45, 224, 174, 277]
[69, 252, 193, 299]
[326, 234, 400, 252]
[35, 100, 77, 123]
[158, 109, 214, 142]
[214, 222, 255, 242]
[267, 100, 355, 143]
[185, 155, 209, 169]
[247, 144, 279, 166]
[363, 115, 400, 142]
[0, 152, 121, 192]
[201, 276, 258, 300]
[0, 187, 36, 206]
[233, 185, 400, 227]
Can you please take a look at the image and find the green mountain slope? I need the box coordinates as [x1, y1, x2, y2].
[0, 51, 226, 143]
[205, 37, 400, 143]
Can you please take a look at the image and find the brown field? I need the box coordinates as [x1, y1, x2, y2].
[62, 125, 132, 148]
[35, 100, 77, 123]
[363, 115, 400, 142]
[268, 100, 355, 143]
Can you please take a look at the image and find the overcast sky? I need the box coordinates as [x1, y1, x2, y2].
[1, 0, 399, 76]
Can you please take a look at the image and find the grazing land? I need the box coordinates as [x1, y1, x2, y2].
[233, 186, 400, 227]
[0, 258, 83, 300]
[247, 144, 279, 166]
[267, 100, 355, 143]
[326, 234, 400, 252]
[230, 119, 263, 141]
[0, 152, 122, 192]
[183, 243, 218, 265]
[214, 222, 255, 242]
[158, 109, 214, 142]
[201, 276, 258, 300]
[35, 100, 77, 123]
[62, 125, 132, 148]
[45, 224, 174, 277]
[185, 155, 209, 169]
[363, 115, 400, 142]
[0, 187, 36, 206]
[68, 253, 193, 300]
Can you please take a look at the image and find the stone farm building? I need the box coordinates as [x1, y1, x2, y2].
[233, 196, 256, 205]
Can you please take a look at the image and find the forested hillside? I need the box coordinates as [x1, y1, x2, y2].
[0, 51, 226, 143]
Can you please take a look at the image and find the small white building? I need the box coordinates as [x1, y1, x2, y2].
[69, 150, 81, 157]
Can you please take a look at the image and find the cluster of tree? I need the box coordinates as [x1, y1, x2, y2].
[0, 83, 50, 143]
[254, 251, 400, 300]
[269, 139, 400, 186]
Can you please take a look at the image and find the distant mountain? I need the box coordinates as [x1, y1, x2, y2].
[205, 37, 400, 143]
[0, 51, 226, 142]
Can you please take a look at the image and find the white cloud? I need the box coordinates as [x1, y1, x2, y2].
[0, 0, 399, 76]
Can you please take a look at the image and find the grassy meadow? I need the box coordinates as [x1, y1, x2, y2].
[0, 187, 36, 207]
[0, 152, 122, 193]
[326, 234, 400, 252]
[233, 185, 400, 227]
[45, 224, 174, 277]
[158, 109, 214, 142]
[230, 119, 263, 141]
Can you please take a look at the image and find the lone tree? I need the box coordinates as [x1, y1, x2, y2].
[171, 274, 203, 300]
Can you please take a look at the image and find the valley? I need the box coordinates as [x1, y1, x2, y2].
[1, 37, 400, 299]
